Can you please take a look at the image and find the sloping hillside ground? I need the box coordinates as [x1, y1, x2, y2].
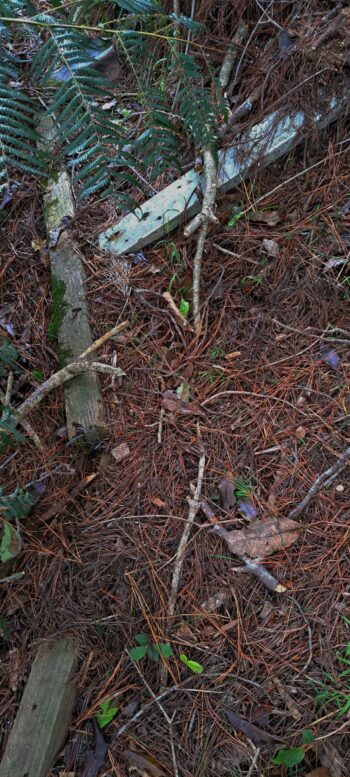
[1, 3, 350, 776]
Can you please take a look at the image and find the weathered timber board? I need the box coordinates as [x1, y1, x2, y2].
[41, 118, 107, 443]
[0, 639, 76, 777]
[99, 97, 347, 256]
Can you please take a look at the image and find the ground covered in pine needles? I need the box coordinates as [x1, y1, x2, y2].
[1, 2, 350, 776]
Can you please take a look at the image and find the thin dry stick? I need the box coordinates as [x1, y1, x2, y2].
[129, 653, 179, 777]
[169, 446, 206, 618]
[160, 438, 206, 684]
[77, 319, 128, 360]
[246, 745, 260, 777]
[288, 446, 350, 520]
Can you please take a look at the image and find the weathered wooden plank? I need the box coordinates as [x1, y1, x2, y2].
[41, 118, 107, 443]
[98, 97, 346, 256]
[0, 639, 76, 777]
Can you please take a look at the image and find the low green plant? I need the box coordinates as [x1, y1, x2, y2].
[95, 697, 119, 728]
[129, 633, 173, 663]
[178, 297, 189, 318]
[235, 478, 253, 501]
[0, 340, 20, 378]
[272, 729, 314, 769]
[227, 209, 245, 227]
[32, 369, 43, 382]
[179, 653, 204, 674]
[240, 275, 263, 286]
[312, 639, 350, 716]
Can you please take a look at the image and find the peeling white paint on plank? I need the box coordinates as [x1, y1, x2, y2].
[98, 97, 345, 256]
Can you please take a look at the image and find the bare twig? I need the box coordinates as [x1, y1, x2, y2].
[157, 408, 164, 444]
[288, 446, 350, 520]
[168, 442, 206, 618]
[4, 370, 13, 406]
[77, 320, 129, 360]
[246, 744, 261, 777]
[129, 653, 179, 777]
[116, 685, 179, 738]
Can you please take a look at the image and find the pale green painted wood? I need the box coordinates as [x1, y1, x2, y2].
[0, 640, 76, 777]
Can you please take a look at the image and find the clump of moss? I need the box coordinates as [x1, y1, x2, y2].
[48, 275, 67, 343]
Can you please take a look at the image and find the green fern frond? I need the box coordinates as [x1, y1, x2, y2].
[0, 45, 46, 194]
[0, 408, 25, 452]
[175, 52, 221, 151]
[0, 486, 33, 520]
[32, 27, 136, 200]
[113, 0, 162, 13]
[0, 340, 20, 378]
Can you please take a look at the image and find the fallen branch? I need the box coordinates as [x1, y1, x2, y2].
[3, 321, 128, 443]
[200, 499, 286, 593]
[219, 22, 248, 91]
[288, 445, 350, 520]
[15, 361, 125, 422]
[184, 148, 218, 332]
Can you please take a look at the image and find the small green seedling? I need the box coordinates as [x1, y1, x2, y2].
[95, 697, 119, 728]
[129, 633, 173, 663]
[272, 729, 314, 768]
[178, 297, 189, 318]
[179, 653, 204, 674]
[227, 209, 245, 227]
[32, 370, 43, 382]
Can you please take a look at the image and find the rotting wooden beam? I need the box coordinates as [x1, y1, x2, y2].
[41, 118, 107, 444]
[0, 639, 76, 777]
[98, 96, 348, 256]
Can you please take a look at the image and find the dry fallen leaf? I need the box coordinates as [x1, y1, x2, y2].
[161, 390, 205, 417]
[150, 497, 166, 508]
[218, 472, 236, 512]
[81, 721, 108, 777]
[201, 590, 230, 613]
[31, 236, 47, 251]
[262, 238, 280, 257]
[124, 748, 165, 777]
[305, 770, 331, 777]
[250, 704, 272, 730]
[225, 708, 283, 746]
[271, 676, 302, 720]
[316, 740, 346, 777]
[111, 443, 130, 463]
[295, 425, 307, 440]
[250, 210, 280, 226]
[213, 516, 300, 559]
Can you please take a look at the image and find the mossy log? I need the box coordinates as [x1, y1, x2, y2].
[0, 639, 76, 777]
[41, 118, 107, 443]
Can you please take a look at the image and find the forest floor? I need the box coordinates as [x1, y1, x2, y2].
[2, 5, 350, 777]
[2, 124, 350, 776]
